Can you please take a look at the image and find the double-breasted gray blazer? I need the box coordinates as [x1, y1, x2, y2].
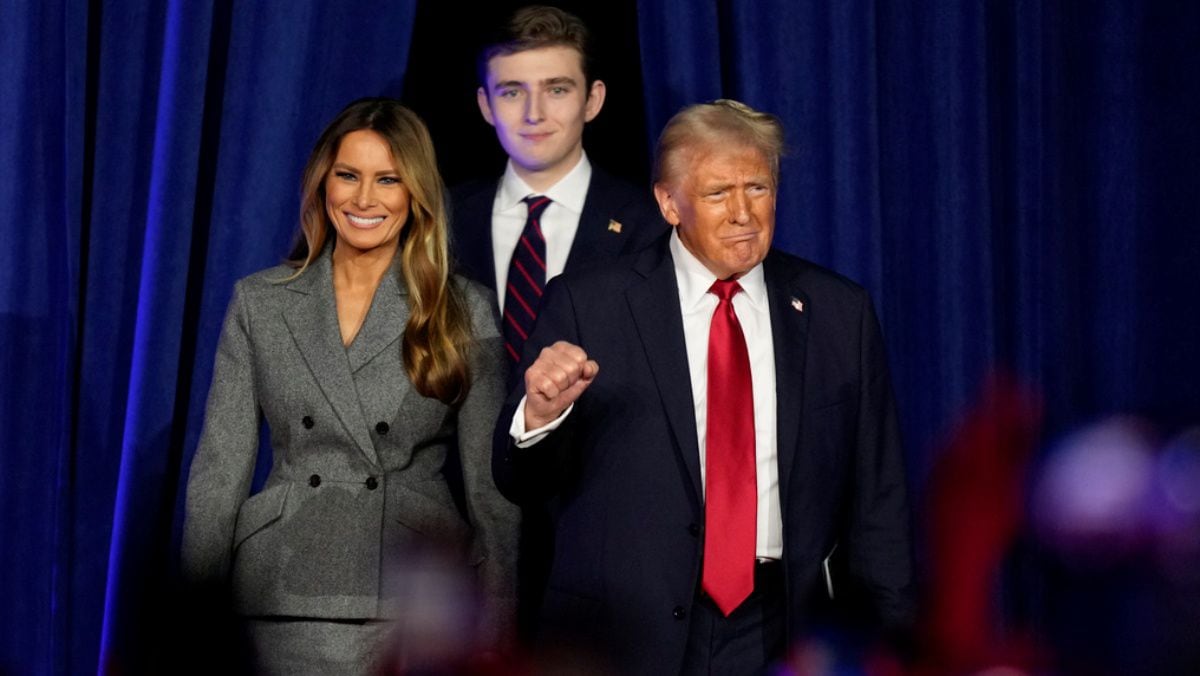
[182, 247, 518, 640]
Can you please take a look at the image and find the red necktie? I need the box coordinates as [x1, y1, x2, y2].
[702, 279, 757, 616]
[502, 195, 551, 362]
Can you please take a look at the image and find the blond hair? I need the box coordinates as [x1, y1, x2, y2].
[289, 98, 471, 405]
[652, 99, 785, 187]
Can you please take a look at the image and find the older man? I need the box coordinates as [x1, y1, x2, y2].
[494, 100, 914, 674]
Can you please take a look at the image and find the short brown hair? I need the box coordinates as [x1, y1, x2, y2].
[477, 5, 594, 87]
[652, 99, 785, 187]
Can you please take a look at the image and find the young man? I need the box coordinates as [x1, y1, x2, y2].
[451, 5, 665, 365]
[451, 6, 665, 648]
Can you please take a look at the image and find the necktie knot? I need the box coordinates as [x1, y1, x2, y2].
[523, 195, 552, 221]
[709, 278, 743, 303]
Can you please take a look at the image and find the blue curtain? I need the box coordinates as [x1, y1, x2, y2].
[5, 0, 1199, 673]
[0, 2, 416, 673]
[638, 0, 1200, 484]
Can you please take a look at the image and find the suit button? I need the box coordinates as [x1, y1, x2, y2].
[672, 606, 686, 620]
[308, 474, 321, 488]
[688, 523, 700, 537]
[365, 476, 378, 490]
[302, 416, 314, 429]
[375, 421, 389, 435]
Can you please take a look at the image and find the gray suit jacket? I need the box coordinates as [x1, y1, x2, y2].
[182, 247, 517, 640]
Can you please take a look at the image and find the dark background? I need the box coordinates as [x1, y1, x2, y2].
[2, 0, 1198, 673]
[403, 1, 651, 187]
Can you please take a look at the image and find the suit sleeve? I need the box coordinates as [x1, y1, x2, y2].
[457, 284, 520, 646]
[180, 282, 261, 584]
[491, 276, 584, 504]
[848, 292, 917, 630]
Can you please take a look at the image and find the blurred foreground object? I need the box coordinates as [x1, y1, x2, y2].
[1030, 420, 1200, 675]
[921, 372, 1044, 673]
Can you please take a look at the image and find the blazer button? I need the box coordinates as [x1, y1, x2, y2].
[365, 476, 379, 490]
[688, 523, 701, 537]
[308, 474, 321, 488]
[375, 421, 389, 435]
[672, 605, 686, 620]
[302, 416, 314, 429]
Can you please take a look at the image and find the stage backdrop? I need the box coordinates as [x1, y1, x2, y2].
[638, 0, 1200, 478]
[2, 0, 1198, 674]
[1, 1, 417, 673]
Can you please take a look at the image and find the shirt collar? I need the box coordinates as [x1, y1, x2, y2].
[669, 229, 768, 313]
[497, 152, 592, 214]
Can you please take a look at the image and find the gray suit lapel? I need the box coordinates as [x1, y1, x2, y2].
[346, 264, 408, 374]
[283, 250, 380, 466]
[765, 254, 809, 503]
[626, 245, 703, 502]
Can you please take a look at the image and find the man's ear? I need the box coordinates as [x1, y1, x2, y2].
[583, 79, 607, 123]
[476, 87, 496, 126]
[653, 182, 681, 226]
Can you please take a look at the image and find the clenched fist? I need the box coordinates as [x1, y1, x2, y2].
[524, 341, 599, 430]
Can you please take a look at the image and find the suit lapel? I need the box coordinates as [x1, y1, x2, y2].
[283, 250, 379, 465]
[346, 263, 408, 374]
[564, 169, 629, 273]
[452, 181, 500, 294]
[765, 253, 810, 502]
[626, 243, 703, 501]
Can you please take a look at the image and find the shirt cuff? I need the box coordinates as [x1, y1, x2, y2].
[509, 396, 574, 447]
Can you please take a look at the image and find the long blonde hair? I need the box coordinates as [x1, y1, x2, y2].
[288, 98, 471, 405]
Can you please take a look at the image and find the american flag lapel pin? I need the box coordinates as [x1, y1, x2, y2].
[607, 219, 622, 234]
[791, 297, 804, 313]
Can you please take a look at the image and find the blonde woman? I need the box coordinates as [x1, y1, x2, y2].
[182, 98, 516, 673]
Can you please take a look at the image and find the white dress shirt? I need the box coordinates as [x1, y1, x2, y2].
[670, 232, 782, 560]
[491, 153, 592, 309]
[511, 230, 783, 559]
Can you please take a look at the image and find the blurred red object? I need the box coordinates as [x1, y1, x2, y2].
[920, 371, 1043, 673]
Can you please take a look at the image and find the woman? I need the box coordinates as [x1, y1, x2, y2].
[182, 98, 516, 673]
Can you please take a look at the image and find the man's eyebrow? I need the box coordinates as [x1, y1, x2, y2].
[700, 180, 735, 192]
[491, 80, 527, 92]
[699, 176, 772, 192]
[491, 76, 577, 93]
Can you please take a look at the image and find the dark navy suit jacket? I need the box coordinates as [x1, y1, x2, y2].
[493, 235, 916, 675]
[449, 166, 667, 310]
[450, 165, 668, 642]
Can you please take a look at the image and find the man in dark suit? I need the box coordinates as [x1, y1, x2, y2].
[450, 5, 664, 363]
[451, 6, 665, 642]
[494, 99, 915, 674]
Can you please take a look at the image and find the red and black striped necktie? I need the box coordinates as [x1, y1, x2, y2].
[502, 195, 552, 363]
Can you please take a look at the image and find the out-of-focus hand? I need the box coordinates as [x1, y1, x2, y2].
[523, 341, 599, 430]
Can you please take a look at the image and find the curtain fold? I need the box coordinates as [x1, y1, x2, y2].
[4, 0, 1199, 672]
[636, 0, 1200, 480]
[1, 3, 417, 673]
[96, 1, 217, 669]
[1, 1, 89, 673]
[638, 1, 1199, 663]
